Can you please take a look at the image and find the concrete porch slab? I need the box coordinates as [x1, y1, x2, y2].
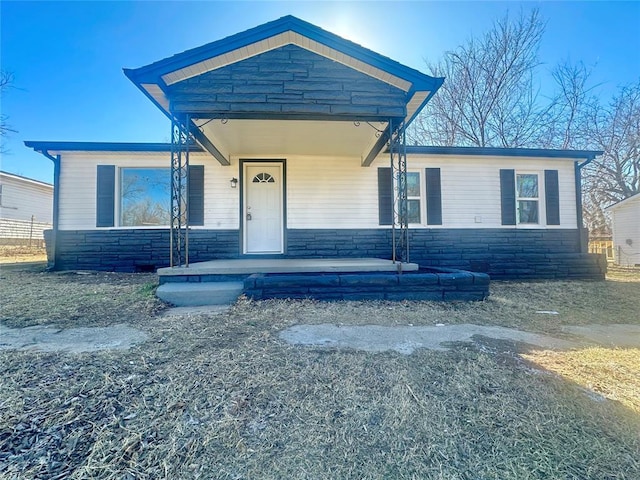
[158, 258, 419, 277]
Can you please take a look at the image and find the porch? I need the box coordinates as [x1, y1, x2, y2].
[158, 257, 419, 281]
[155, 257, 489, 306]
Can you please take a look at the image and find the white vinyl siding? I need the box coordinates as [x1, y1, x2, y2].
[0, 174, 53, 223]
[391, 155, 577, 229]
[56, 151, 578, 231]
[609, 197, 640, 267]
[285, 155, 380, 229]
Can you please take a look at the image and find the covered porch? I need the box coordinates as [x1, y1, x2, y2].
[124, 15, 443, 269]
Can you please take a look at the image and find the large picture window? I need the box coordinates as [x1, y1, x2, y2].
[516, 173, 539, 224]
[120, 168, 170, 226]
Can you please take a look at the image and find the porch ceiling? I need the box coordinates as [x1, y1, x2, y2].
[195, 118, 387, 158]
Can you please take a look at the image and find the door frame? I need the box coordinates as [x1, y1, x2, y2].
[240, 159, 287, 255]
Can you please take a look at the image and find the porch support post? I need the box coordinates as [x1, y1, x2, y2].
[170, 113, 190, 267]
[389, 118, 409, 265]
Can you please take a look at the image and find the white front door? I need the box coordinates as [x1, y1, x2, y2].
[244, 163, 283, 253]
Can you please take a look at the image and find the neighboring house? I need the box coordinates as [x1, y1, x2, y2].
[588, 236, 614, 262]
[606, 193, 640, 267]
[0, 171, 53, 246]
[25, 16, 604, 279]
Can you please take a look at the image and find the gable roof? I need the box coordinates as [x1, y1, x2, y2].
[123, 16, 444, 166]
[605, 192, 640, 211]
[0, 170, 53, 189]
[124, 15, 443, 99]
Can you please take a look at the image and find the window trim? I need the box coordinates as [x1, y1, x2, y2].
[406, 170, 423, 226]
[394, 170, 424, 226]
[515, 171, 543, 226]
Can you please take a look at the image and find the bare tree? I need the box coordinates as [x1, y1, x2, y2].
[544, 60, 597, 149]
[408, 7, 639, 236]
[0, 71, 17, 152]
[410, 9, 550, 147]
[581, 80, 640, 233]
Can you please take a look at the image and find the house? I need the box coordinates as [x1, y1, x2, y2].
[606, 193, 640, 267]
[25, 16, 605, 279]
[0, 171, 53, 247]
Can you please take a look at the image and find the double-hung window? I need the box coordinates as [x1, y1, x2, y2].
[406, 171, 422, 225]
[516, 173, 539, 224]
[378, 167, 442, 226]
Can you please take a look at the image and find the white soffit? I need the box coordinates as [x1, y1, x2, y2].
[406, 91, 430, 121]
[161, 31, 412, 92]
[196, 118, 387, 158]
[141, 83, 170, 111]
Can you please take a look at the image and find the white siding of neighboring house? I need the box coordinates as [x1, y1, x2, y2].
[609, 196, 640, 267]
[0, 173, 53, 223]
[56, 151, 579, 231]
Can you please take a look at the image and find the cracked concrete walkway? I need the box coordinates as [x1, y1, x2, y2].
[0, 324, 148, 353]
[2, 319, 638, 355]
[279, 323, 640, 355]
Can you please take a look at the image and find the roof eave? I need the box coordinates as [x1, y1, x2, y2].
[24, 140, 205, 153]
[399, 146, 604, 160]
[605, 192, 640, 211]
[124, 15, 441, 94]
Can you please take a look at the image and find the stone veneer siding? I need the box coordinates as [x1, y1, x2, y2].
[48, 228, 605, 279]
[51, 229, 239, 272]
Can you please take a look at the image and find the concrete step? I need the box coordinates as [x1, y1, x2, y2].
[156, 281, 244, 307]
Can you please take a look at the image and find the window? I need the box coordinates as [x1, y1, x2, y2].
[120, 168, 170, 226]
[516, 173, 539, 224]
[379, 167, 442, 227]
[406, 171, 421, 224]
[396, 171, 422, 225]
[252, 172, 275, 183]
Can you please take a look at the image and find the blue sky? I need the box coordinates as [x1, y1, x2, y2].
[1, 1, 639, 183]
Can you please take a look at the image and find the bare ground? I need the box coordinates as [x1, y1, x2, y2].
[1, 265, 639, 479]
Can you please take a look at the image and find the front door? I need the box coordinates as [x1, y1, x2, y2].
[243, 163, 284, 254]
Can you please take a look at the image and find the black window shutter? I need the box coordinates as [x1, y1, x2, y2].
[378, 167, 393, 225]
[545, 169, 560, 225]
[188, 165, 205, 226]
[425, 168, 442, 225]
[96, 165, 115, 227]
[500, 169, 516, 225]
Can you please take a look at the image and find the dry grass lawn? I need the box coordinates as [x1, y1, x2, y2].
[522, 347, 640, 413]
[0, 245, 47, 264]
[1, 265, 639, 479]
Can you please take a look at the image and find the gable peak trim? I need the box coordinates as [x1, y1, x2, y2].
[161, 31, 412, 92]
